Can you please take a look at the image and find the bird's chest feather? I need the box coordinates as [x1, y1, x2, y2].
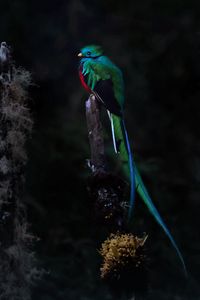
[79, 68, 92, 93]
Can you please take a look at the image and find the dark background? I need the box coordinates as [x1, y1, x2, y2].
[0, 0, 200, 299]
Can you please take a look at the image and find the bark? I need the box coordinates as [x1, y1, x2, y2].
[85, 94, 126, 230]
[85, 94, 106, 172]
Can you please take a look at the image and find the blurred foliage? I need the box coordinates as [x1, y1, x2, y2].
[0, 0, 200, 299]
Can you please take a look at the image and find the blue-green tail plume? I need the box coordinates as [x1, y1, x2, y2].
[110, 114, 135, 218]
[121, 119, 135, 220]
[135, 165, 187, 276]
[110, 114, 187, 276]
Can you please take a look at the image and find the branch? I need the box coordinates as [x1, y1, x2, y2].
[85, 95, 126, 230]
[85, 94, 106, 172]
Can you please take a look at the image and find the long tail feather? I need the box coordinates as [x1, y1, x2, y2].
[135, 165, 187, 276]
[110, 114, 135, 218]
[121, 119, 135, 220]
[109, 114, 187, 275]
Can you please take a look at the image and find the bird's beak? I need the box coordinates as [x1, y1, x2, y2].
[78, 53, 83, 57]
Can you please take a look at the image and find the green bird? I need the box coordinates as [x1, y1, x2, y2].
[78, 44, 187, 275]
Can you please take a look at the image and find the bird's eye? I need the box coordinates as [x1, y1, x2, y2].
[87, 51, 91, 56]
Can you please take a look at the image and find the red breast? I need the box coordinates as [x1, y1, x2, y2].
[79, 67, 92, 93]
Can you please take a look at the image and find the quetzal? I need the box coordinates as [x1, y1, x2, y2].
[78, 44, 187, 275]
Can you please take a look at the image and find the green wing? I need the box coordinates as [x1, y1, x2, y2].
[82, 56, 124, 108]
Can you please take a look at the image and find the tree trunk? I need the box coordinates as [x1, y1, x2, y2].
[85, 94, 126, 230]
[0, 41, 34, 300]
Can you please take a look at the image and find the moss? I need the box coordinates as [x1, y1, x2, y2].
[0, 46, 36, 300]
[99, 232, 147, 279]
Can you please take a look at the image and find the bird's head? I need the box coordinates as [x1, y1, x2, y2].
[78, 45, 103, 59]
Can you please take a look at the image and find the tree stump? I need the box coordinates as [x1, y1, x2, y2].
[85, 95, 127, 230]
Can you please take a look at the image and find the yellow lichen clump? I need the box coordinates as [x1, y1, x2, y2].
[99, 233, 147, 279]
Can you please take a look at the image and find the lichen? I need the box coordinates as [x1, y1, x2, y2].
[99, 232, 147, 279]
[0, 47, 36, 300]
